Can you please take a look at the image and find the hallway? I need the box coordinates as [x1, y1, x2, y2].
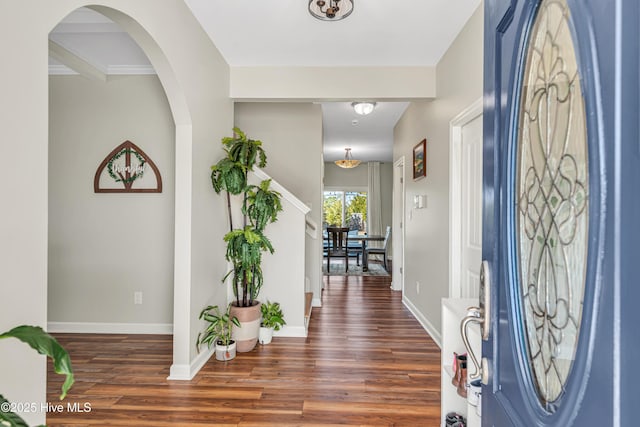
[47, 274, 441, 425]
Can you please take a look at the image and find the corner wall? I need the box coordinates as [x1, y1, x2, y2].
[48, 75, 175, 330]
[393, 4, 484, 343]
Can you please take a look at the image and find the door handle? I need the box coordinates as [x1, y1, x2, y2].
[461, 307, 484, 382]
[459, 261, 492, 384]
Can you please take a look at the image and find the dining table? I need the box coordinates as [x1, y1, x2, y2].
[351, 234, 385, 271]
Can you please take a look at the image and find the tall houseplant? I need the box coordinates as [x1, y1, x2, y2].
[210, 128, 283, 351]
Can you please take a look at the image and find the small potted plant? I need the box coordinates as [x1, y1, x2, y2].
[259, 300, 286, 345]
[197, 305, 241, 361]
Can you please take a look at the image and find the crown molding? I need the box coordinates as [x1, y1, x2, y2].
[49, 63, 156, 76]
[108, 65, 156, 75]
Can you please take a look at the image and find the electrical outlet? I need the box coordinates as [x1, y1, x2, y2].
[134, 291, 143, 305]
[416, 281, 420, 294]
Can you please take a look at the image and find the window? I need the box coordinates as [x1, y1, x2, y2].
[323, 190, 367, 232]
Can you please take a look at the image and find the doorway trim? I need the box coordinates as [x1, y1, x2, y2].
[449, 97, 483, 298]
[392, 156, 405, 292]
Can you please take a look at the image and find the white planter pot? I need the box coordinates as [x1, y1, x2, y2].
[215, 341, 237, 361]
[259, 326, 274, 344]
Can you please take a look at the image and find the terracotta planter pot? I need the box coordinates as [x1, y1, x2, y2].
[229, 301, 261, 352]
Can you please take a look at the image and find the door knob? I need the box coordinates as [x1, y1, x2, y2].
[460, 261, 492, 385]
[461, 306, 483, 382]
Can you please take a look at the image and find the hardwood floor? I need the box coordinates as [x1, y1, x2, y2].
[47, 270, 441, 426]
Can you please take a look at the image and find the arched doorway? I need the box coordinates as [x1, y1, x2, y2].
[47, 4, 193, 378]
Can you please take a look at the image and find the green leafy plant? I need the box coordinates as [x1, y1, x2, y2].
[196, 305, 241, 350]
[260, 300, 286, 331]
[211, 128, 283, 307]
[0, 325, 74, 427]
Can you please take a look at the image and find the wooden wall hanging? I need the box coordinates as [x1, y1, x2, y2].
[94, 140, 162, 193]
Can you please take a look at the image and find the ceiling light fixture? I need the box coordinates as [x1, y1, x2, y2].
[352, 102, 376, 116]
[309, 0, 354, 21]
[335, 148, 361, 169]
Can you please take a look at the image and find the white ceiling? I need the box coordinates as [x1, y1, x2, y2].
[183, 0, 481, 67]
[322, 102, 408, 162]
[49, 1, 481, 162]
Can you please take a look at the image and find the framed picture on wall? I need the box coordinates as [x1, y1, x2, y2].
[413, 139, 427, 180]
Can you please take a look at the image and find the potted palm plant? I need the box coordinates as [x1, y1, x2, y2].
[210, 128, 283, 352]
[259, 300, 286, 345]
[197, 305, 241, 361]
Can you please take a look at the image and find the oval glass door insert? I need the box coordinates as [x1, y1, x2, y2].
[516, 0, 589, 408]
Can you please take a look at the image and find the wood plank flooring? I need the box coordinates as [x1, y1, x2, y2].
[47, 269, 441, 426]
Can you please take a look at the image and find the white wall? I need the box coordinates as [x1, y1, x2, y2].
[249, 171, 309, 336]
[234, 103, 324, 305]
[0, 1, 232, 422]
[48, 75, 174, 329]
[393, 4, 484, 343]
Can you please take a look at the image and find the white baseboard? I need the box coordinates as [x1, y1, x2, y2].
[168, 347, 214, 381]
[312, 298, 322, 307]
[402, 296, 442, 348]
[273, 325, 307, 338]
[47, 321, 173, 335]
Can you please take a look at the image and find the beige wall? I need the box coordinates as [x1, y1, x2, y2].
[393, 4, 484, 342]
[231, 66, 437, 100]
[48, 75, 175, 328]
[324, 162, 368, 187]
[0, 1, 231, 422]
[234, 102, 324, 306]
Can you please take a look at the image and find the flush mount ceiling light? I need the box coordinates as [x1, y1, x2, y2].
[352, 102, 376, 116]
[335, 148, 361, 169]
[309, 0, 354, 21]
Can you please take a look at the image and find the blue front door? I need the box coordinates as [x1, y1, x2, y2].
[482, 0, 639, 425]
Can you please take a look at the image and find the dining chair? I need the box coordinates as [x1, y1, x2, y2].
[365, 226, 391, 272]
[326, 227, 356, 273]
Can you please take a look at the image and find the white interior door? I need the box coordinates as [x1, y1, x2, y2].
[460, 114, 483, 298]
[450, 99, 483, 298]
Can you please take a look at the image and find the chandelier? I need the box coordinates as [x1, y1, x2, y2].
[335, 148, 361, 169]
[309, 0, 354, 21]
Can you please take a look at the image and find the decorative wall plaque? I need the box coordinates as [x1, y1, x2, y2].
[94, 140, 162, 193]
